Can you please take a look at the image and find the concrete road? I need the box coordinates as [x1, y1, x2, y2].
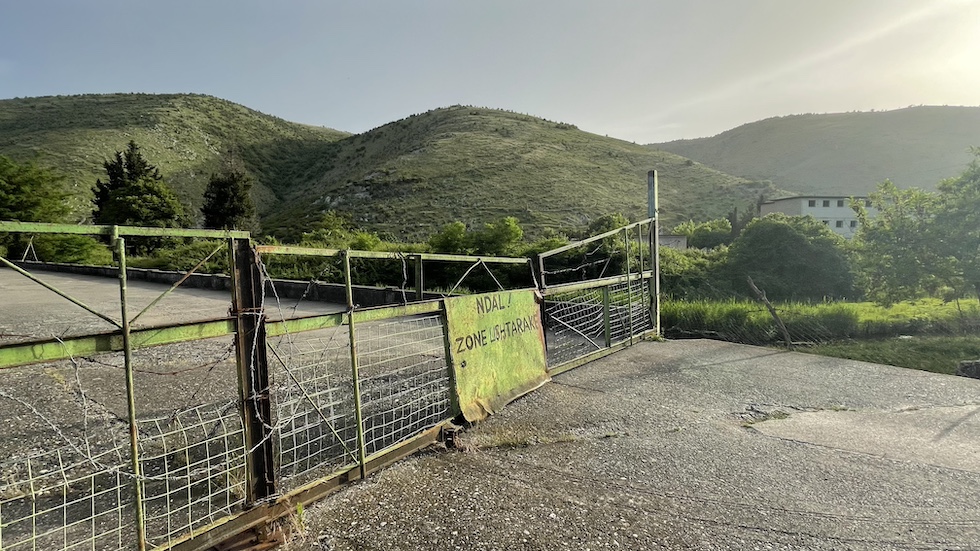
[0, 268, 344, 343]
[286, 339, 980, 551]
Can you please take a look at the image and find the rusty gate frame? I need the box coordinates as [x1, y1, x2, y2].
[0, 217, 660, 551]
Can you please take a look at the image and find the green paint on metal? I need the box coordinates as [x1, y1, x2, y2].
[444, 289, 549, 422]
[254, 244, 527, 264]
[0, 320, 236, 369]
[350, 302, 442, 323]
[265, 313, 346, 336]
[0, 221, 249, 239]
[254, 245, 343, 257]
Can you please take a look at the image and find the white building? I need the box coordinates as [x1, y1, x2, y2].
[759, 196, 875, 238]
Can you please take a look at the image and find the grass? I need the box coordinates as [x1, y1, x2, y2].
[803, 336, 980, 375]
[663, 297, 980, 373]
[0, 93, 349, 221]
[265, 105, 782, 241]
[0, 95, 783, 241]
[653, 106, 980, 196]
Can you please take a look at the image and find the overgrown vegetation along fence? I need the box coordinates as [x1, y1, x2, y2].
[0, 220, 657, 551]
[662, 292, 980, 374]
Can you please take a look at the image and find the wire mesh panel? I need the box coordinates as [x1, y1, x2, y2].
[138, 401, 245, 549]
[128, 337, 245, 550]
[0, 443, 134, 551]
[0, 352, 140, 551]
[609, 277, 653, 344]
[543, 287, 607, 367]
[268, 326, 357, 492]
[354, 314, 451, 456]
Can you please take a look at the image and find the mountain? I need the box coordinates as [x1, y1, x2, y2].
[0, 94, 777, 239]
[652, 106, 980, 196]
[0, 93, 350, 218]
[264, 106, 777, 240]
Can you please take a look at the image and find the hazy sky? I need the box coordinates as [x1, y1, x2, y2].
[2, 0, 978, 143]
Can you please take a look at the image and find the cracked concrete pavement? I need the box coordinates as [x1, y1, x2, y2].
[286, 339, 980, 551]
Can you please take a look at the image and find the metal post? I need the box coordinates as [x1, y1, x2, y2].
[648, 170, 661, 336]
[231, 238, 276, 502]
[537, 254, 547, 290]
[602, 286, 612, 348]
[414, 254, 424, 301]
[624, 227, 634, 345]
[115, 234, 147, 551]
[344, 251, 368, 479]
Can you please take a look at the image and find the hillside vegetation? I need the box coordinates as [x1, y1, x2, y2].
[653, 106, 980, 196]
[0, 93, 349, 219]
[266, 105, 776, 240]
[0, 94, 777, 239]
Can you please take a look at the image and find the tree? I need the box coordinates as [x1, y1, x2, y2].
[0, 155, 70, 222]
[934, 149, 980, 302]
[851, 181, 949, 304]
[673, 218, 733, 249]
[726, 213, 854, 301]
[93, 141, 185, 228]
[0, 156, 110, 264]
[471, 217, 524, 256]
[429, 221, 470, 254]
[201, 168, 257, 230]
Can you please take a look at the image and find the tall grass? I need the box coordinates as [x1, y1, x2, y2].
[663, 298, 980, 345]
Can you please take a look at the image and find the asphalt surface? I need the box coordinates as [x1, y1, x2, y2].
[285, 339, 980, 551]
[0, 268, 344, 344]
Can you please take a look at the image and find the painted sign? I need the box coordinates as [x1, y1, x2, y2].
[444, 289, 549, 421]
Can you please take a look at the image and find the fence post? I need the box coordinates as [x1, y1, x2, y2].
[602, 286, 612, 348]
[115, 233, 147, 551]
[230, 238, 276, 502]
[414, 254, 424, 301]
[624, 227, 634, 345]
[343, 251, 369, 479]
[648, 170, 661, 337]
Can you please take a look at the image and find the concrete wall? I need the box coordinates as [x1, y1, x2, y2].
[760, 196, 876, 239]
[13, 261, 443, 308]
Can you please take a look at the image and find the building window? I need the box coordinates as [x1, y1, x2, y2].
[822, 200, 830, 207]
[837, 199, 844, 207]
[808, 199, 816, 207]
[850, 220, 857, 228]
[836, 220, 844, 228]
[823, 220, 829, 225]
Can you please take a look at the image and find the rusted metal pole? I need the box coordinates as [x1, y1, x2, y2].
[231, 238, 276, 502]
[116, 235, 147, 551]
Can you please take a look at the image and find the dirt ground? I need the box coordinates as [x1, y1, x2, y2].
[284, 339, 980, 551]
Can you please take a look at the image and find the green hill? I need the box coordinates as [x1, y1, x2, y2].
[0, 93, 350, 219]
[652, 106, 980, 196]
[0, 94, 778, 240]
[266, 106, 777, 240]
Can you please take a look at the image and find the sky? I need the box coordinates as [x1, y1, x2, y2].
[1, 0, 979, 144]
